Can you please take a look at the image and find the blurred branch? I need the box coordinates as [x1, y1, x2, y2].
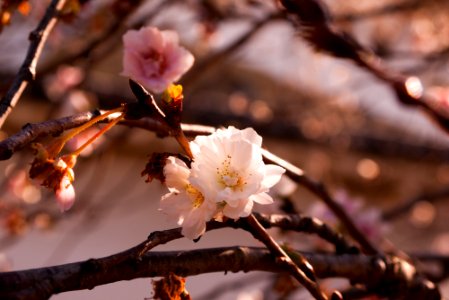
[411, 253, 449, 283]
[39, 0, 172, 76]
[261, 148, 380, 255]
[196, 273, 267, 300]
[280, 0, 449, 134]
[182, 12, 281, 87]
[0, 0, 67, 129]
[383, 186, 449, 221]
[334, 0, 421, 22]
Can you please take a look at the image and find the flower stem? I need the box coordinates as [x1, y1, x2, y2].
[174, 129, 193, 159]
[50, 107, 125, 156]
[70, 113, 125, 157]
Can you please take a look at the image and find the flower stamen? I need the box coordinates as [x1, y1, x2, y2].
[185, 184, 204, 208]
[217, 155, 246, 191]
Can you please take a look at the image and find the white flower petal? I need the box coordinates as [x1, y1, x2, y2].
[56, 183, 75, 212]
[250, 192, 274, 205]
[223, 199, 253, 219]
[181, 210, 207, 240]
[240, 127, 262, 146]
[164, 157, 190, 191]
[270, 176, 297, 197]
[261, 164, 285, 189]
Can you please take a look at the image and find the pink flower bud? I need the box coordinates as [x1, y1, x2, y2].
[55, 177, 75, 212]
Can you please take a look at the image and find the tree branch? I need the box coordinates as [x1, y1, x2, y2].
[0, 0, 68, 129]
[244, 214, 328, 300]
[0, 246, 440, 300]
[280, 0, 449, 135]
[0, 113, 371, 255]
[261, 148, 380, 255]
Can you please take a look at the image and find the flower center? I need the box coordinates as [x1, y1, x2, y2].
[185, 184, 204, 208]
[142, 49, 168, 76]
[217, 155, 246, 191]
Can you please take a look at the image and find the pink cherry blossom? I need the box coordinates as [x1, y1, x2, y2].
[122, 26, 194, 93]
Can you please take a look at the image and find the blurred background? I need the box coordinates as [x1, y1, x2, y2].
[2, 0, 449, 299]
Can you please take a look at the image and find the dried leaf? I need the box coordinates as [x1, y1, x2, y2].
[152, 273, 191, 300]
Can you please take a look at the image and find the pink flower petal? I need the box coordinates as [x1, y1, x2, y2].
[55, 183, 75, 212]
[121, 26, 194, 93]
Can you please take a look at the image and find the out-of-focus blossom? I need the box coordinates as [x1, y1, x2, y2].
[45, 65, 84, 100]
[0, 253, 12, 272]
[426, 86, 449, 118]
[270, 176, 297, 198]
[190, 126, 285, 219]
[122, 26, 194, 93]
[308, 190, 388, 243]
[4, 208, 27, 235]
[159, 127, 285, 240]
[66, 127, 103, 157]
[29, 144, 77, 212]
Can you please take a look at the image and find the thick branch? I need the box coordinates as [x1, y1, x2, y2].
[0, 111, 99, 160]
[0, 246, 440, 300]
[0, 0, 67, 129]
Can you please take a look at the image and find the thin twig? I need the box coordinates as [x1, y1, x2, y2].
[261, 148, 380, 255]
[182, 13, 280, 87]
[383, 186, 449, 221]
[0, 0, 68, 129]
[253, 213, 357, 254]
[244, 214, 328, 300]
[334, 0, 421, 22]
[280, 0, 449, 135]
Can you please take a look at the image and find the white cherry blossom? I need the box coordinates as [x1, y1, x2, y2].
[190, 126, 285, 219]
[160, 157, 217, 239]
[159, 127, 286, 239]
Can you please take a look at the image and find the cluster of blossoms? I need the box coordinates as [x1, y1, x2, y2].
[160, 126, 286, 239]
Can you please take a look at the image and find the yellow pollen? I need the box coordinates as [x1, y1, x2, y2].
[217, 155, 246, 191]
[185, 184, 204, 208]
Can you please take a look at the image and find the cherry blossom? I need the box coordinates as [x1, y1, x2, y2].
[159, 127, 285, 239]
[160, 156, 217, 240]
[29, 145, 76, 212]
[189, 126, 285, 219]
[122, 26, 194, 94]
